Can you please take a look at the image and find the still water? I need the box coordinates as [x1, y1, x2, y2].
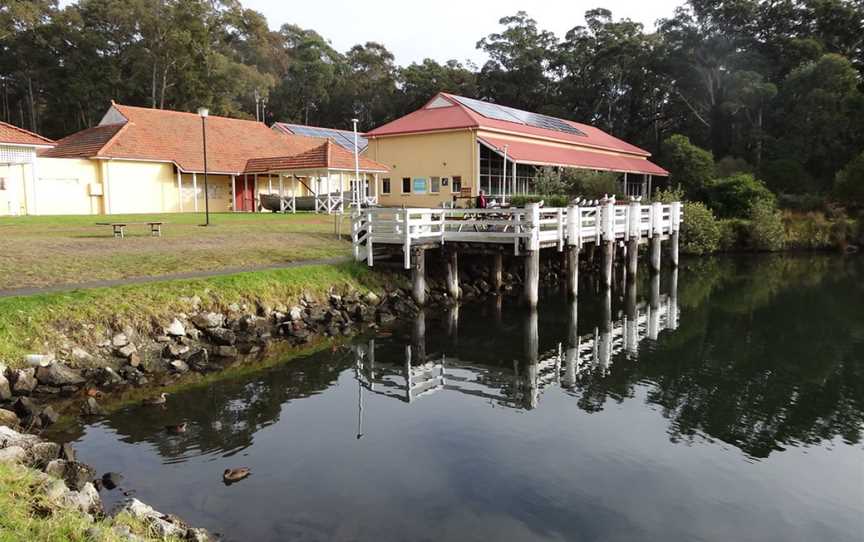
[61, 256, 863, 541]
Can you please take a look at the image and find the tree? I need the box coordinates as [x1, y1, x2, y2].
[398, 59, 477, 113]
[834, 150, 864, 208]
[661, 134, 715, 197]
[704, 173, 775, 219]
[476, 12, 557, 112]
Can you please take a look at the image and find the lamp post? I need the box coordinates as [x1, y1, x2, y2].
[198, 107, 210, 226]
[352, 118, 360, 209]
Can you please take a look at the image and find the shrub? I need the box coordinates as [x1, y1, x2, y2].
[783, 211, 833, 249]
[533, 166, 568, 196]
[510, 194, 570, 207]
[834, 150, 864, 208]
[718, 218, 748, 251]
[680, 201, 721, 255]
[761, 158, 817, 194]
[652, 186, 685, 204]
[562, 169, 619, 199]
[661, 134, 715, 198]
[747, 200, 785, 251]
[704, 173, 776, 218]
[777, 193, 826, 212]
[715, 156, 753, 177]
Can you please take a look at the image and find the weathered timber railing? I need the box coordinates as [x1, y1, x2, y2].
[352, 201, 683, 269]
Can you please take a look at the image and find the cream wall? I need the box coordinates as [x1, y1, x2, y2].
[35, 157, 103, 215]
[365, 130, 476, 207]
[177, 172, 232, 213]
[0, 163, 28, 216]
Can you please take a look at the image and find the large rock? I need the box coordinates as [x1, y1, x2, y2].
[39, 405, 59, 427]
[81, 397, 105, 417]
[112, 333, 129, 348]
[0, 372, 11, 401]
[288, 306, 303, 321]
[12, 396, 38, 419]
[207, 328, 236, 346]
[0, 425, 39, 449]
[112, 498, 189, 539]
[192, 312, 223, 329]
[0, 445, 27, 464]
[166, 319, 186, 337]
[45, 459, 96, 491]
[70, 347, 94, 363]
[28, 441, 60, 468]
[0, 408, 18, 427]
[63, 482, 102, 515]
[115, 344, 137, 359]
[11, 368, 37, 395]
[36, 363, 85, 387]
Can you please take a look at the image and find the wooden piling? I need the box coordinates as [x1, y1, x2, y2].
[566, 245, 579, 297]
[411, 247, 426, 306]
[491, 251, 503, 291]
[445, 248, 460, 300]
[627, 238, 639, 277]
[602, 240, 615, 288]
[650, 234, 662, 273]
[524, 249, 540, 308]
[670, 231, 680, 268]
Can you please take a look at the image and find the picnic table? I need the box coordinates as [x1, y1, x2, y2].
[96, 221, 164, 238]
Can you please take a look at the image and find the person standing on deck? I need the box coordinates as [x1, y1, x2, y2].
[477, 190, 487, 209]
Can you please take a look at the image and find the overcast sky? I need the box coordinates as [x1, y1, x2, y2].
[242, 0, 683, 66]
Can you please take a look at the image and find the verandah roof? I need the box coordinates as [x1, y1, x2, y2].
[244, 139, 388, 175]
[478, 136, 668, 177]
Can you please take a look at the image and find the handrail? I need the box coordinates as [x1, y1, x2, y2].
[354, 202, 683, 268]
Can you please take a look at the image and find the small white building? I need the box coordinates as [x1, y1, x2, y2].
[0, 121, 55, 216]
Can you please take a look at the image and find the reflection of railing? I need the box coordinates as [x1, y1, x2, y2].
[353, 293, 679, 410]
[352, 201, 683, 269]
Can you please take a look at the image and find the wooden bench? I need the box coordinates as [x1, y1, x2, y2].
[96, 222, 164, 238]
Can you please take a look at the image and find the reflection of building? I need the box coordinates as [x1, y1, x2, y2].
[354, 278, 680, 412]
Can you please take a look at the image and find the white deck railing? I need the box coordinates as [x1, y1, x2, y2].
[353, 201, 683, 269]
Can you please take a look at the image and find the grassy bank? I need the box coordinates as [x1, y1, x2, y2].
[0, 461, 181, 542]
[0, 212, 348, 291]
[0, 261, 396, 368]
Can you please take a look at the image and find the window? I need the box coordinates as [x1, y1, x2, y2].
[382, 178, 391, 194]
[413, 178, 427, 193]
[430, 176, 440, 193]
[402, 177, 411, 193]
[452, 176, 462, 193]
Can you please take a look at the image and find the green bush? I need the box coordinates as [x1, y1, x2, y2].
[704, 173, 776, 218]
[661, 134, 715, 198]
[834, 150, 864, 208]
[652, 186, 685, 204]
[680, 201, 721, 254]
[714, 156, 753, 177]
[777, 193, 826, 212]
[761, 158, 817, 194]
[748, 200, 785, 251]
[562, 169, 619, 199]
[783, 211, 834, 249]
[718, 218, 748, 251]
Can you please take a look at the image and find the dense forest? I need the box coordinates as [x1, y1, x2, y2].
[1, 0, 862, 201]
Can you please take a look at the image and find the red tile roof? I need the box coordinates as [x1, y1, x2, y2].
[478, 136, 668, 176]
[40, 123, 125, 158]
[0, 121, 54, 146]
[43, 103, 325, 174]
[245, 139, 388, 174]
[366, 93, 653, 158]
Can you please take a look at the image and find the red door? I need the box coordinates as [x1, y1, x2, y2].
[234, 175, 256, 212]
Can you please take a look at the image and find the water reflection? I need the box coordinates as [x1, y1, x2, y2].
[59, 255, 863, 542]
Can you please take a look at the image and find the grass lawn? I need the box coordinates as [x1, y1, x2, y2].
[0, 212, 350, 291]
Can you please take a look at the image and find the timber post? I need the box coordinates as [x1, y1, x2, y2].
[601, 198, 615, 288]
[445, 247, 460, 300]
[524, 203, 541, 308]
[650, 201, 662, 273]
[566, 203, 580, 297]
[491, 250, 503, 291]
[627, 200, 640, 277]
[670, 201, 681, 268]
[411, 246, 426, 306]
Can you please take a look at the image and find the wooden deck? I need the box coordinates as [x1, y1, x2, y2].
[351, 201, 682, 269]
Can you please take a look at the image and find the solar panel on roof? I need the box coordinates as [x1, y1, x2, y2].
[451, 95, 585, 137]
[281, 124, 367, 151]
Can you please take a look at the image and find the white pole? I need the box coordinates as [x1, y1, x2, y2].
[230, 175, 236, 212]
[501, 151, 506, 200]
[192, 172, 198, 212]
[177, 170, 183, 212]
[352, 118, 360, 209]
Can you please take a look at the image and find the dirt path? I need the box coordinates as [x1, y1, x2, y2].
[0, 256, 351, 298]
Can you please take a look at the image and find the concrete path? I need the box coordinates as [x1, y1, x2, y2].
[0, 256, 351, 299]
